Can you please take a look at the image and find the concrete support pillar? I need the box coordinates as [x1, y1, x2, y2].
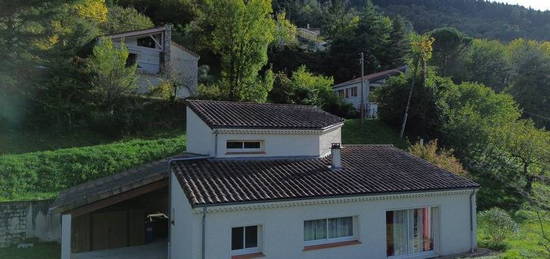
[61, 214, 72, 259]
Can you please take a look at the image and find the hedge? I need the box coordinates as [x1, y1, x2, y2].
[0, 136, 185, 201]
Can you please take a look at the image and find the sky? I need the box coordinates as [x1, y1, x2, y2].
[495, 0, 550, 11]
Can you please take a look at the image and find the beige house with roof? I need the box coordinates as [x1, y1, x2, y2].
[105, 25, 199, 98]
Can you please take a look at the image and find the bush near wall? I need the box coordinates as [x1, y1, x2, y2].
[0, 136, 185, 201]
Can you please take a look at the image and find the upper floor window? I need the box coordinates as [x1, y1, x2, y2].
[137, 34, 161, 49]
[232, 225, 261, 256]
[226, 140, 263, 153]
[304, 216, 356, 246]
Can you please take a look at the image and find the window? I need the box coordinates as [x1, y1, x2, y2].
[351, 87, 358, 97]
[232, 225, 260, 255]
[126, 53, 137, 67]
[304, 217, 355, 246]
[386, 207, 438, 257]
[337, 89, 345, 98]
[226, 141, 263, 153]
[137, 34, 161, 48]
[345, 88, 350, 98]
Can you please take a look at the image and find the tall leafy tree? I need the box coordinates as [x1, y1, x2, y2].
[87, 39, 137, 114]
[203, 0, 276, 102]
[428, 27, 472, 77]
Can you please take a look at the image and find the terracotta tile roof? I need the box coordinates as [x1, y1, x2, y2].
[186, 100, 344, 130]
[333, 66, 407, 88]
[50, 153, 205, 213]
[173, 145, 479, 207]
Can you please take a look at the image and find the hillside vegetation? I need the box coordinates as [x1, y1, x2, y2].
[0, 136, 185, 201]
[372, 0, 550, 42]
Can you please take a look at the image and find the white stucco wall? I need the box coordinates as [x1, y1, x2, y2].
[186, 107, 214, 156]
[170, 190, 477, 259]
[319, 127, 341, 157]
[170, 172, 201, 259]
[186, 109, 343, 158]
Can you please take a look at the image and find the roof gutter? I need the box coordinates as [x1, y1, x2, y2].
[190, 187, 480, 209]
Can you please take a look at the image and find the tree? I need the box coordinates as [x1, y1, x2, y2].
[101, 5, 154, 34]
[203, 0, 276, 102]
[87, 39, 137, 114]
[400, 33, 435, 138]
[491, 120, 550, 194]
[428, 27, 472, 77]
[273, 12, 297, 49]
[459, 39, 509, 92]
[409, 139, 466, 176]
[269, 65, 356, 117]
[327, 1, 396, 82]
[506, 39, 550, 129]
[385, 15, 410, 68]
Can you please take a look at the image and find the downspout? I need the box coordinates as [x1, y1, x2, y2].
[214, 131, 218, 157]
[469, 189, 476, 253]
[202, 206, 208, 259]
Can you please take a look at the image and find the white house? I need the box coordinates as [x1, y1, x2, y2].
[333, 66, 407, 118]
[105, 25, 200, 98]
[52, 100, 479, 259]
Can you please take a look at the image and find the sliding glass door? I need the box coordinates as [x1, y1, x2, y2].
[386, 207, 438, 257]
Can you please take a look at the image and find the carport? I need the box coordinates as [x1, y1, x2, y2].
[50, 154, 198, 259]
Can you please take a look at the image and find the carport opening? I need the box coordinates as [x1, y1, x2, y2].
[71, 186, 169, 253]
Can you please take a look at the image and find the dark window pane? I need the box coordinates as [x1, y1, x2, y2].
[137, 37, 156, 48]
[244, 142, 261, 149]
[231, 227, 244, 250]
[304, 219, 327, 241]
[227, 141, 243, 149]
[126, 53, 137, 67]
[386, 211, 394, 256]
[245, 226, 258, 248]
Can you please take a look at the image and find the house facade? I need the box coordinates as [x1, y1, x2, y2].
[52, 100, 478, 259]
[171, 100, 479, 259]
[333, 66, 407, 118]
[106, 25, 200, 99]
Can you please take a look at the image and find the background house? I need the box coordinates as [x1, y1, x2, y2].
[297, 24, 327, 51]
[106, 25, 200, 99]
[333, 66, 407, 118]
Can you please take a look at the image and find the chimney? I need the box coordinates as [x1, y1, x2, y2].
[331, 143, 342, 169]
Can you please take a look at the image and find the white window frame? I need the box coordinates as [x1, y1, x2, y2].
[386, 206, 439, 259]
[226, 140, 264, 153]
[231, 225, 262, 256]
[303, 216, 357, 246]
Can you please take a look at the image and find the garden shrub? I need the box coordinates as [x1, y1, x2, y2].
[478, 207, 519, 250]
[0, 136, 185, 201]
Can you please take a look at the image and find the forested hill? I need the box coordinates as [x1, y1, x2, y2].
[369, 0, 550, 41]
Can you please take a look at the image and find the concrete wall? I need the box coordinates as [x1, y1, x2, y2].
[171, 190, 476, 259]
[171, 43, 199, 99]
[0, 200, 60, 248]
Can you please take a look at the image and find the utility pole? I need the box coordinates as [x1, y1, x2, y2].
[360, 52, 365, 124]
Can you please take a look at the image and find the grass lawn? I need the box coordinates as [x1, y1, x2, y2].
[0, 128, 184, 155]
[478, 210, 550, 258]
[0, 242, 60, 259]
[342, 119, 408, 148]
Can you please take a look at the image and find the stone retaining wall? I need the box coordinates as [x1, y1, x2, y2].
[0, 199, 60, 248]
